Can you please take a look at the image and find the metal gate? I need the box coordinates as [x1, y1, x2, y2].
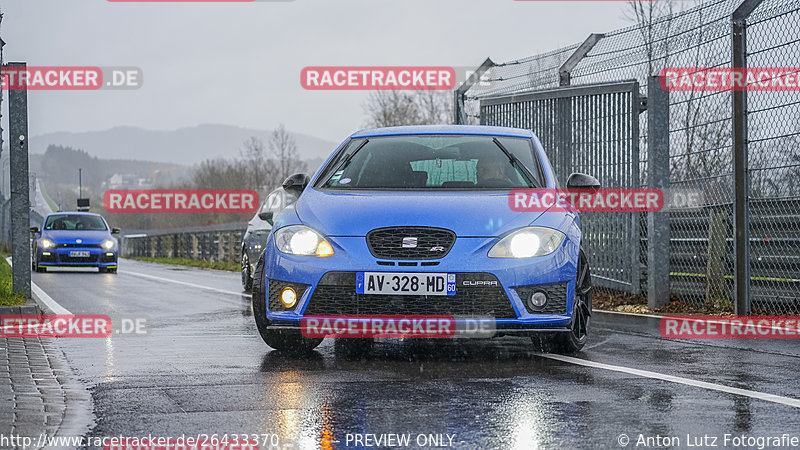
[480, 81, 644, 293]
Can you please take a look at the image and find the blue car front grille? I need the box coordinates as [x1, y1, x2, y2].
[305, 272, 517, 318]
[59, 254, 100, 263]
[366, 226, 456, 260]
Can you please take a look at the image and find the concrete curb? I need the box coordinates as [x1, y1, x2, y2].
[593, 309, 800, 355]
[1, 256, 43, 316]
[0, 298, 42, 316]
[592, 310, 663, 337]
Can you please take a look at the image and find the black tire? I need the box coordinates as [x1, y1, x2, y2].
[34, 261, 46, 273]
[251, 252, 322, 354]
[99, 267, 107, 273]
[241, 251, 253, 292]
[532, 248, 592, 354]
[334, 338, 374, 360]
[108, 268, 118, 274]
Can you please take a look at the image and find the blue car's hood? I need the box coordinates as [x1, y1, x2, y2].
[295, 189, 544, 237]
[42, 230, 110, 244]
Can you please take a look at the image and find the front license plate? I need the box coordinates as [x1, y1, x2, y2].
[69, 251, 90, 257]
[356, 272, 456, 296]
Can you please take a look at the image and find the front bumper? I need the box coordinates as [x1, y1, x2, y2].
[37, 247, 117, 267]
[260, 234, 580, 331]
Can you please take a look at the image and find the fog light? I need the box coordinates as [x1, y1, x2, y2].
[529, 291, 547, 309]
[280, 287, 297, 308]
[42, 252, 51, 256]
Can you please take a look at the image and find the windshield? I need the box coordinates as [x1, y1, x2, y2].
[319, 135, 542, 189]
[44, 214, 108, 231]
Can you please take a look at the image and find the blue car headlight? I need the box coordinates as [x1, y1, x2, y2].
[488, 226, 566, 258]
[40, 239, 55, 249]
[102, 240, 116, 250]
[274, 225, 334, 257]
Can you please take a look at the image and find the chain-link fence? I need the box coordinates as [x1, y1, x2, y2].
[459, 0, 800, 313]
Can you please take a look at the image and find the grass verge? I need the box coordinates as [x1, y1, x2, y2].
[128, 256, 239, 272]
[0, 256, 28, 307]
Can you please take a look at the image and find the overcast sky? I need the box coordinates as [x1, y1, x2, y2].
[0, 0, 635, 146]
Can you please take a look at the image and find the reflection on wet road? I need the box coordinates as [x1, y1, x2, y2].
[32, 260, 800, 449]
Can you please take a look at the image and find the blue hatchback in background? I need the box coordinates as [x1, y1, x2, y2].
[30, 212, 120, 273]
[252, 125, 599, 355]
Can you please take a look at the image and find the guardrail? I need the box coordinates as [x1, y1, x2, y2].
[119, 222, 248, 265]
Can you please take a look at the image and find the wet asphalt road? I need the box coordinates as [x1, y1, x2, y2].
[31, 259, 800, 449]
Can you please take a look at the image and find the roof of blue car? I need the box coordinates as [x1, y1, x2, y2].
[350, 125, 534, 138]
[46, 211, 102, 217]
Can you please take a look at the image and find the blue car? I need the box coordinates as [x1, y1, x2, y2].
[30, 212, 120, 273]
[252, 125, 598, 354]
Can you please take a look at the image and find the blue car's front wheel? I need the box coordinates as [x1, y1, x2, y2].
[33, 258, 46, 273]
[533, 249, 592, 354]
[252, 252, 322, 355]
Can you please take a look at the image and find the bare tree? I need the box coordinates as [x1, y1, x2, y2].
[240, 137, 277, 192]
[269, 124, 307, 184]
[624, 0, 678, 76]
[625, 0, 731, 196]
[362, 90, 451, 128]
[413, 91, 452, 125]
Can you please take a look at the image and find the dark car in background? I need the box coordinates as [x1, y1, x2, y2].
[30, 212, 120, 273]
[241, 187, 297, 290]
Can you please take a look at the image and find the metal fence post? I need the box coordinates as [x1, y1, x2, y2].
[558, 34, 604, 87]
[7, 62, 31, 298]
[647, 76, 670, 309]
[732, 0, 764, 315]
[453, 58, 494, 125]
[555, 34, 604, 185]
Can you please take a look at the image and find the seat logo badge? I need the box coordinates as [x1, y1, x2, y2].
[402, 237, 418, 248]
[430, 246, 445, 252]
[76, 239, 82, 244]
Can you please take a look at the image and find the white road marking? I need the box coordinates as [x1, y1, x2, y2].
[6, 257, 73, 315]
[31, 282, 73, 315]
[543, 353, 800, 409]
[124, 270, 251, 298]
[21, 256, 800, 409]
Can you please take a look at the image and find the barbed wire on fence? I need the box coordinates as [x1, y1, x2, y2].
[461, 0, 800, 313]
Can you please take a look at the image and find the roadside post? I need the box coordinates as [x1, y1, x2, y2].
[647, 75, 670, 309]
[7, 61, 32, 298]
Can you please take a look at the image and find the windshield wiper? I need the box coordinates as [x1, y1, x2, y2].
[329, 138, 369, 178]
[491, 137, 540, 188]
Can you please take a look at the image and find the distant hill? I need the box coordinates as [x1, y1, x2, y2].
[29, 124, 339, 165]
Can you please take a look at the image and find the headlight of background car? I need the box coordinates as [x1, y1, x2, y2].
[274, 225, 334, 257]
[488, 226, 566, 258]
[102, 240, 115, 250]
[40, 239, 54, 249]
